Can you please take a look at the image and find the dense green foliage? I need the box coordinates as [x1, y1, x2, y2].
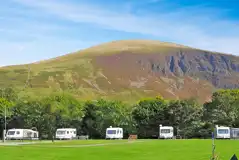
[0, 87, 239, 139]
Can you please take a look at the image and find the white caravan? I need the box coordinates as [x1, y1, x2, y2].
[55, 128, 77, 140]
[159, 124, 174, 139]
[6, 129, 39, 140]
[231, 128, 239, 139]
[105, 126, 123, 139]
[215, 125, 230, 139]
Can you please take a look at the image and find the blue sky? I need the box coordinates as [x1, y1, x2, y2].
[1, 0, 239, 66]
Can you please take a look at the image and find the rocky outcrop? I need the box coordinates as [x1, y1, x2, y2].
[148, 50, 239, 88]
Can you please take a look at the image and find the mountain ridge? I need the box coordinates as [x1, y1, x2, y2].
[2, 39, 237, 68]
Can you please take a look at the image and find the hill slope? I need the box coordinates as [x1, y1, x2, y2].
[1, 40, 239, 102]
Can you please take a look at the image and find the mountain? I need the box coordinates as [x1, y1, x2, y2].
[1, 40, 239, 103]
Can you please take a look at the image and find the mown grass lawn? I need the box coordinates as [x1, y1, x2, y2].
[0, 139, 238, 160]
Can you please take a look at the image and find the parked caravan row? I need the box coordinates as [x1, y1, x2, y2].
[159, 124, 239, 139]
[54, 125, 238, 140]
[5, 125, 239, 140]
[5, 125, 174, 140]
[158, 124, 239, 140]
[215, 125, 239, 139]
[105, 125, 175, 140]
[5, 128, 77, 140]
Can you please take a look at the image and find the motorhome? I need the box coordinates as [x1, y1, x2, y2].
[105, 126, 123, 139]
[55, 128, 77, 140]
[159, 124, 174, 139]
[215, 125, 230, 139]
[6, 129, 39, 140]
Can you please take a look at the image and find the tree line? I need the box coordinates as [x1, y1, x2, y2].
[0, 87, 239, 139]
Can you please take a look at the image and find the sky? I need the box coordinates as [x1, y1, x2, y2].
[1, 0, 239, 66]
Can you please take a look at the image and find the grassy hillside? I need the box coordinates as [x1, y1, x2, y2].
[1, 40, 239, 103]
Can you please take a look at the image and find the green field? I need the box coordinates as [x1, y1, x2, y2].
[0, 139, 238, 160]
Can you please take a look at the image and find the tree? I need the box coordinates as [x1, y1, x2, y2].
[0, 97, 15, 137]
[203, 89, 239, 128]
[82, 99, 133, 139]
[132, 97, 169, 138]
[41, 93, 85, 140]
[166, 99, 203, 138]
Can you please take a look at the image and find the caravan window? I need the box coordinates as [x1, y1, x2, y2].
[218, 129, 229, 134]
[74, 131, 76, 134]
[161, 129, 170, 133]
[56, 131, 66, 135]
[67, 131, 69, 134]
[16, 131, 20, 134]
[7, 131, 15, 135]
[107, 130, 116, 134]
[27, 132, 32, 137]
